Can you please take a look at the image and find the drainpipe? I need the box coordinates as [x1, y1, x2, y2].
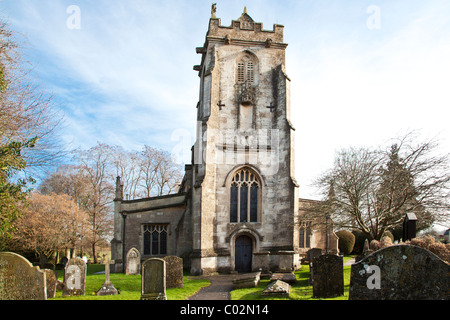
[122, 213, 127, 273]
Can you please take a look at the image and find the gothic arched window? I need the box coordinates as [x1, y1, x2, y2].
[230, 168, 260, 223]
[299, 221, 312, 248]
[143, 224, 168, 255]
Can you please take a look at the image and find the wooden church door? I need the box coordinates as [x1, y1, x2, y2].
[235, 235, 253, 273]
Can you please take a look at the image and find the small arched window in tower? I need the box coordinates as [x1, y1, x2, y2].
[236, 57, 256, 84]
[230, 168, 260, 223]
[237, 62, 245, 83]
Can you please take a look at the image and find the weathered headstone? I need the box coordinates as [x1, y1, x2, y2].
[349, 245, 450, 300]
[261, 280, 290, 298]
[43, 269, 58, 299]
[96, 256, 118, 296]
[62, 257, 87, 297]
[126, 248, 141, 275]
[141, 258, 166, 300]
[162, 256, 183, 289]
[306, 248, 322, 285]
[312, 254, 344, 298]
[0, 252, 47, 300]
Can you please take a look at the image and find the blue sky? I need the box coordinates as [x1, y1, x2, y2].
[2, 0, 450, 200]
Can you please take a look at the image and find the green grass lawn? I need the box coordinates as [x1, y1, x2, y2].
[230, 256, 353, 300]
[51, 266, 210, 300]
[52, 256, 353, 300]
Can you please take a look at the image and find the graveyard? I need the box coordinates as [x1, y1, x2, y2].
[46, 255, 354, 300]
[1, 241, 449, 301]
[51, 264, 210, 300]
[0, 218, 448, 301]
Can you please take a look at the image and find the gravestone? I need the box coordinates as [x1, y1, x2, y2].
[141, 258, 166, 300]
[402, 212, 417, 241]
[349, 245, 449, 300]
[62, 257, 87, 297]
[261, 280, 290, 298]
[126, 248, 141, 275]
[162, 256, 183, 289]
[96, 256, 118, 296]
[306, 248, 322, 285]
[312, 254, 344, 298]
[0, 252, 47, 300]
[43, 269, 58, 299]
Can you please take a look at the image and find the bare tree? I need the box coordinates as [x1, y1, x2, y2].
[139, 145, 183, 197]
[314, 133, 450, 240]
[109, 145, 142, 200]
[73, 143, 114, 263]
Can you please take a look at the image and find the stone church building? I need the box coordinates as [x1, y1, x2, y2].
[111, 8, 338, 275]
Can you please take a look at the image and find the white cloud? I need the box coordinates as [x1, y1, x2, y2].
[3, 0, 450, 200]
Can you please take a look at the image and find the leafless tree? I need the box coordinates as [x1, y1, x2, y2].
[139, 145, 183, 197]
[313, 133, 450, 240]
[73, 143, 114, 263]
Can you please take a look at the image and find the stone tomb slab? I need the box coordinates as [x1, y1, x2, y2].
[0, 252, 47, 300]
[261, 280, 290, 298]
[270, 272, 297, 284]
[349, 245, 449, 300]
[233, 272, 261, 289]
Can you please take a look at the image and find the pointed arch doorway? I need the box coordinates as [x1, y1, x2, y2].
[235, 235, 253, 273]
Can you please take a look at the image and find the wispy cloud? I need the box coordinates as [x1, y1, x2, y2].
[3, 0, 450, 199]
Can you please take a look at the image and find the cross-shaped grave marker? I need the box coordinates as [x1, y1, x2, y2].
[96, 254, 118, 296]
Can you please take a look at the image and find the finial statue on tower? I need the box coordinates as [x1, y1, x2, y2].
[211, 3, 217, 18]
[244, 6, 247, 14]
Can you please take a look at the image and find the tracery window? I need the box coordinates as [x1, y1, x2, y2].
[230, 168, 260, 223]
[299, 221, 312, 248]
[143, 224, 168, 255]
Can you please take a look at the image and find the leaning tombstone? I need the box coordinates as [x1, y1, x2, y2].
[126, 248, 141, 275]
[141, 258, 166, 300]
[162, 256, 183, 289]
[312, 254, 344, 298]
[43, 269, 58, 299]
[62, 257, 87, 297]
[349, 245, 449, 300]
[0, 252, 47, 300]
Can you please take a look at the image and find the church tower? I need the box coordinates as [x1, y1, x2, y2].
[190, 7, 300, 275]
